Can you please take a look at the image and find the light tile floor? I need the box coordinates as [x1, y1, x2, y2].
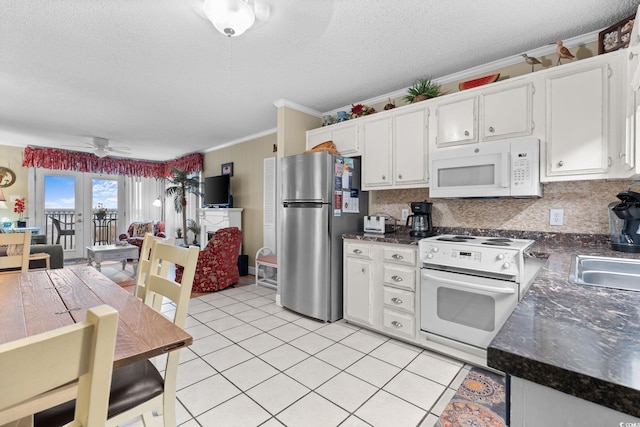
[124, 283, 478, 427]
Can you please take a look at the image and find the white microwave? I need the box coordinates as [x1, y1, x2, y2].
[429, 137, 541, 198]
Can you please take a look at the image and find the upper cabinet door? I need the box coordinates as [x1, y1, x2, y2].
[545, 62, 610, 177]
[393, 108, 428, 185]
[362, 116, 393, 189]
[481, 84, 533, 141]
[435, 97, 477, 146]
[306, 121, 359, 156]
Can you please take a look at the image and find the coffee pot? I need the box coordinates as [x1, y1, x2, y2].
[406, 201, 435, 238]
[609, 188, 640, 253]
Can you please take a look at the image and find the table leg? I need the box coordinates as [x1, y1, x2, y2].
[95, 259, 101, 272]
[121, 258, 126, 270]
[132, 259, 138, 276]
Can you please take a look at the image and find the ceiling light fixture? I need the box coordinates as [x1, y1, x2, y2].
[203, 0, 255, 37]
[94, 147, 109, 158]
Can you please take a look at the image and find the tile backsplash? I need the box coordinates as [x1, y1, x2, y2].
[373, 180, 638, 235]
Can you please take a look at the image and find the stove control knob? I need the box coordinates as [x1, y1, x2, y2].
[502, 262, 511, 269]
[427, 253, 434, 259]
[432, 247, 439, 253]
[497, 253, 505, 260]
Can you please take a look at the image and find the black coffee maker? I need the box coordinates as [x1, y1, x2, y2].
[406, 201, 435, 238]
[609, 189, 640, 253]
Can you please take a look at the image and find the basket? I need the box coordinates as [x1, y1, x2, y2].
[304, 140, 339, 155]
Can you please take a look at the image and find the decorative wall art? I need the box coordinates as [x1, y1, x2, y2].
[599, 14, 635, 54]
[221, 162, 234, 176]
[0, 166, 16, 187]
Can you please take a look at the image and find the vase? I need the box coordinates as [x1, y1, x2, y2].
[96, 214, 106, 220]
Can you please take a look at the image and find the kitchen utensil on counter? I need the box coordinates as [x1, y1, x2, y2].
[406, 201, 435, 238]
[609, 187, 640, 253]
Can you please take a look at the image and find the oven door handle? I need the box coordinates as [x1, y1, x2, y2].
[422, 272, 516, 294]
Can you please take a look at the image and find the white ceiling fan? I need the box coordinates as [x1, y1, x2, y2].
[63, 137, 132, 158]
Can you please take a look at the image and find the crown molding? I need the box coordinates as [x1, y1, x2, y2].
[273, 99, 322, 117]
[322, 30, 600, 116]
[204, 127, 277, 153]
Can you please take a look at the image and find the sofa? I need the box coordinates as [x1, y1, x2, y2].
[175, 227, 243, 292]
[118, 220, 165, 252]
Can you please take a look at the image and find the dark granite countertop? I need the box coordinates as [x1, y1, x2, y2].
[488, 235, 640, 418]
[342, 228, 423, 246]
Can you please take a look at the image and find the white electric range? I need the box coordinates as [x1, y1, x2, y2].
[418, 234, 542, 350]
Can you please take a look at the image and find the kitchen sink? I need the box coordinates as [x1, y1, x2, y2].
[569, 255, 640, 291]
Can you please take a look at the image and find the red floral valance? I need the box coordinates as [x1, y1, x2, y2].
[22, 146, 203, 178]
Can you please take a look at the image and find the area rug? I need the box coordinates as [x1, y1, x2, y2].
[436, 367, 507, 427]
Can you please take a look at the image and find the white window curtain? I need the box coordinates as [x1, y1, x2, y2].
[124, 176, 163, 224]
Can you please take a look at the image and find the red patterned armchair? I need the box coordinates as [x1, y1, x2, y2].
[176, 227, 243, 292]
[119, 220, 165, 252]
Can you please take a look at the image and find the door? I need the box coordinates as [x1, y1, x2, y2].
[394, 107, 428, 185]
[281, 152, 332, 203]
[281, 203, 331, 321]
[35, 170, 124, 259]
[362, 116, 392, 189]
[420, 269, 518, 349]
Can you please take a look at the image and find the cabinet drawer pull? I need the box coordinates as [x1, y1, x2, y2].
[558, 160, 563, 167]
[353, 249, 363, 254]
[464, 130, 469, 136]
[391, 321, 403, 328]
[391, 297, 403, 305]
[488, 126, 495, 133]
[391, 254, 403, 260]
[398, 174, 402, 179]
[391, 275, 403, 282]
[361, 268, 365, 273]
[382, 174, 386, 180]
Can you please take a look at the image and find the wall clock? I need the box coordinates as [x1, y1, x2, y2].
[0, 167, 16, 188]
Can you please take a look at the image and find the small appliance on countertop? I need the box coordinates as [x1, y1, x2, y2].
[609, 185, 640, 253]
[363, 213, 398, 235]
[406, 201, 435, 238]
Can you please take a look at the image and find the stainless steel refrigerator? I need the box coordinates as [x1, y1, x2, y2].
[280, 151, 368, 322]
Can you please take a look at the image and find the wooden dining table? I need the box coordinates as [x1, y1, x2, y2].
[0, 266, 193, 369]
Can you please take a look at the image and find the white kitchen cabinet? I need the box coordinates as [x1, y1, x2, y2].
[306, 120, 359, 156]
[393, 107, 429, 186]
[542, 51, 624, 181]
[623, 45, 640, 178]
[344, 242, 375, 326]
[481, 83, 533, 141]
[362, 104, 428, 190]
[343, 240, 418, 341]
[361, 116, 393, 188]
[434, 97, 477, 146]
[431, 82, 534, 148]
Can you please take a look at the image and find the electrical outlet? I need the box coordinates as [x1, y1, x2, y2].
[401, 209, 409, 221]
[550, 209, 564, 226]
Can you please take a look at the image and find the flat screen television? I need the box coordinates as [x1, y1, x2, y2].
[204, 175, 231, 207]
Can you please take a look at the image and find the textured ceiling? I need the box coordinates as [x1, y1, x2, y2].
[1, 0, 639, 161]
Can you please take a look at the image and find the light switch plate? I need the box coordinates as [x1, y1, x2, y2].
[401, 209, 409, 221]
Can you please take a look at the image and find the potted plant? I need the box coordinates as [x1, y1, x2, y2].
[404, 78, 441, 103]
[166, 167, 202, 246]
[187, 219, 200, 245]
[94, 203, 108, 220]
[14, 197, 27, 227]
[175, 227, 182, 239]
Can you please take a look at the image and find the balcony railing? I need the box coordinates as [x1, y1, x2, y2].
[44, 209, 119, 248]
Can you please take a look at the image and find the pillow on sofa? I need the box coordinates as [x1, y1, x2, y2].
[133, 221, 153, 237]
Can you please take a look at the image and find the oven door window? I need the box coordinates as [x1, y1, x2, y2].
[436, 287, 495, 332]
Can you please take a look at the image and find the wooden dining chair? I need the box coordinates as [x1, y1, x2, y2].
[0, 304, 118, 427]
[106, 242, 199, 427]
[0, 230, 31, 273]
[34, 242, 200, 427]
[134, 233, 174, 306]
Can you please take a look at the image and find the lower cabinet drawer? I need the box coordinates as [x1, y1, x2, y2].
[383, 309, 415, 339]
[383, 265, 415, 291]
[383, 287, 414, 314]
[345, 243, 372, 259]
